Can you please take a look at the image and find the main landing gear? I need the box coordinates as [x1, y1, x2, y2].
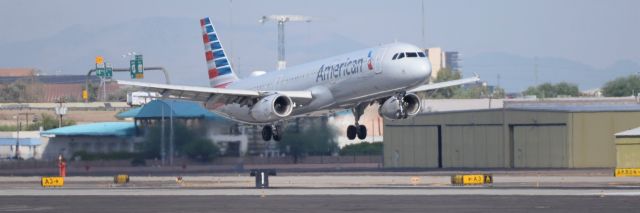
[262, 125, 282, 141]
[347, 103, 367, 140]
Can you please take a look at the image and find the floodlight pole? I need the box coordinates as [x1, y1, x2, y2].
[259, 15, 312, 70]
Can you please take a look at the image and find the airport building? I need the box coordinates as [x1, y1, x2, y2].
[424, 48, 462, 82]
[384, 98, 640, 168]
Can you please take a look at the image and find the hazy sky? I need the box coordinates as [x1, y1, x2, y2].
[1, 0, 639, 90]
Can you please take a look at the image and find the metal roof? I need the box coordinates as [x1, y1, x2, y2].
[506, 104, 640, 112]
[0, 138, 41, 146]
[40, 122, 135, 137]
[615, 127, 640, 137]
[116, 99, 229, 122]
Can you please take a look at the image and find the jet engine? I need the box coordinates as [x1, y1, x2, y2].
[378, 93, 421, 120]
[250, 94, 294, 122]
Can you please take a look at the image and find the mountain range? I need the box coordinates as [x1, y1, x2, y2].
[0, 17, 637, 93]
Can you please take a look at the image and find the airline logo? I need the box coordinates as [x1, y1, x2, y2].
[315, 55, 368, 82]
[200, 17, 235, 88]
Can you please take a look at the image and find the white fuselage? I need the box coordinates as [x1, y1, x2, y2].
[215, 42, 432, 124]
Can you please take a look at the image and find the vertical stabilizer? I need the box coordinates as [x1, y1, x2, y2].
[200, 17, 239, 88]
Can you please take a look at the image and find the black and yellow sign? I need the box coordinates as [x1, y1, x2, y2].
[451, 174, 493, 185]
[615, 168, 640, 177]
[114, 174, 130, 184]
[41, 176, 64, 187]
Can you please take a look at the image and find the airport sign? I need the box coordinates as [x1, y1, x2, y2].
[41, 176, 64, 187]
[130, 54, 144, 79]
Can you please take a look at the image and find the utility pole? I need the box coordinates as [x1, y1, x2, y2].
[259, 15, 312, 70]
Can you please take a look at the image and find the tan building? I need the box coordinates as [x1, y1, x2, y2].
[425, 48, 444, 82]
[614, 127, 640, 168]
[384, 100, 640, 169]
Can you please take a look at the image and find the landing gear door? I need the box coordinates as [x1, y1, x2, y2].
[373, 48, 387, 74]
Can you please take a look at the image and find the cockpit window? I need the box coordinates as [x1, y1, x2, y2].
[397, 52, 405, 59]
[418, 52, 426, 57]
[406, 52, 418, 57]
[392, 53, 398, 60]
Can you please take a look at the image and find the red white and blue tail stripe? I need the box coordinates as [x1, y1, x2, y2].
[201, 17, 239, 88]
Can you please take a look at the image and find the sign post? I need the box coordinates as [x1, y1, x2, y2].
[130, 54, 144, 79]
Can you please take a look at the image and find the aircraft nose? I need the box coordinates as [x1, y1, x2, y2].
[413, 58, 432, 81]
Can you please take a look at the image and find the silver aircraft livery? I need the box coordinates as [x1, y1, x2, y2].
[118, 17, 480, 141]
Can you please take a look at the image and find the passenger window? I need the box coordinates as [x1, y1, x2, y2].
[418, 52, 426, 57]
[406, 52, 418, 57]
[397, 53, 405, 59]
[392, 53, 398, 60]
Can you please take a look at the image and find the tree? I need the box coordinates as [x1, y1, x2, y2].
[602, 75, 640, 97]
[523, 82, 580, 98]
[0, 79, 43, 102]
[142, 122, 220, 162]
[491, 87, 506, 98]
[431, 68, 462, 98]
[451, 85, 490, 99]
[422, 68, 491, 99]
[182, 138, 220, 162]
[23, 113, 75, 130]
[339, 142, 382, 156]
[278, 119, 339, 163]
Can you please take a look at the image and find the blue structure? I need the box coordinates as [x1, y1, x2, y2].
[117, 99, 230, 123]
[0, 138, 41, 146]
[41, 122, 136, 137]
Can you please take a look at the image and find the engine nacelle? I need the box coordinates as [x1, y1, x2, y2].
[250, 94, 293, 122]
[379, 93, 421, 120]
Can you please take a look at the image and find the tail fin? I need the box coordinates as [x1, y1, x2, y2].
[200, 17, 239, 88]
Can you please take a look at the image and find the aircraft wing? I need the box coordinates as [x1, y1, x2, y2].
[117, 80, 313, 106]
[407, 74, 481, 93]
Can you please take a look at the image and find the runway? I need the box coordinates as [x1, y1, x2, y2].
[2, 187, 640, 196]
[1, 171, 639, 212]
[1, 195, 638, 213]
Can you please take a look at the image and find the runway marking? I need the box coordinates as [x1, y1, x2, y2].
[1, 188, 640, 197]
[0, 205, 53, 212]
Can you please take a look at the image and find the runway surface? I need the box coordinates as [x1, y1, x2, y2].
[1, 171, 639, 212]
[1, 195, 638, 213]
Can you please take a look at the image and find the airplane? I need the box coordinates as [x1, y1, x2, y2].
[118, 17, 480, 141]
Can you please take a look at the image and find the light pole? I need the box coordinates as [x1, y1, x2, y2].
[259, 15, 312, 70]
[14, 115, 21, 159]
[169, 100, 174, 166]
[13, 112, 36, 159]
[161, 103, 165, 166]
